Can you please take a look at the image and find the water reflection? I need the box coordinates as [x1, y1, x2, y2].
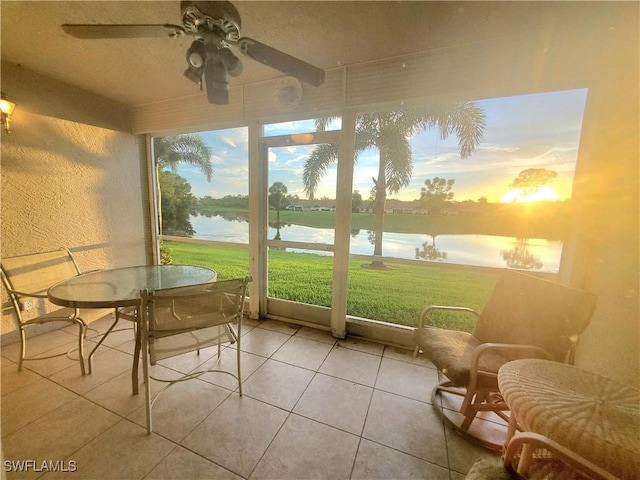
[500, 238, 543, 270]
[188, 214, 561, 272]
[415, 236, 448, 262]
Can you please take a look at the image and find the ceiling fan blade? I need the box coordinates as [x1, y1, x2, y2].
[62, 24, 186, 39]
[237, 37, 325, 87]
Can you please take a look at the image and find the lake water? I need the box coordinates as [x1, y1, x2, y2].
[189, 214, 562, 272]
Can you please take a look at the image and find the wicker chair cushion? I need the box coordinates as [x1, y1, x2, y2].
[473, 271, 597, 362]
[464, 459, 519, 480]
[414, 327, 510, 385]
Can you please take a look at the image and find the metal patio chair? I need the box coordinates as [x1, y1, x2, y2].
[413, 270, 597, 450]
[1, 247, 111, 375]
[140, 275, 252, 434]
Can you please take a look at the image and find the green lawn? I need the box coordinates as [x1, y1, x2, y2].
[164, 239, 499, 332]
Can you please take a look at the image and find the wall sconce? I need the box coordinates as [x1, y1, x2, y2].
[1, 92, 16, 133]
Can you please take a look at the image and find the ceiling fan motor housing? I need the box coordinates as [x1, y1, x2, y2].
[180, 1, 241, 43]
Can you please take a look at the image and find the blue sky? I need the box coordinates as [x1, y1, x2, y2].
[172, 88, 587, 203]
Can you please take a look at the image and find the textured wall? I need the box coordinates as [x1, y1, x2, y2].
[570, 37, 640, 388]
[1, 62, 149, 344]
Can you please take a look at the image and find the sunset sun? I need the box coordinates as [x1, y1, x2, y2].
[501, 185, 560, 203]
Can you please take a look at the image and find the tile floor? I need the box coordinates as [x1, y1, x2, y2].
[1, 314, 501, 480]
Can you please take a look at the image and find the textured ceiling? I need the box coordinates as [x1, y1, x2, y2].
[1, 1, 581, 107]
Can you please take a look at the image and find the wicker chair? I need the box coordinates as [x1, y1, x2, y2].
[465, 432, 619, 480]
[139, 276, 251, 434]
[413, 270, 597, 450]
[1, 247, 111, 375]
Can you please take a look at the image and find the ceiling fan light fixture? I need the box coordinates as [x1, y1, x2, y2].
[204, 58, 229, 104]
[186, 40, 206, 68]
[183, 66, 203, 85]
[218, 47, 242, 77]
[0, 92, 16, 133]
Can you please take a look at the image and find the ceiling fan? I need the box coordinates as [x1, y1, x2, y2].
[62, 1, 326, 105]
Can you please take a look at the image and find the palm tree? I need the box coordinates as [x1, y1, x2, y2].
[303, 103, 485, 268]
[152, 135, 213, 235]
[269, 181, 290, 226]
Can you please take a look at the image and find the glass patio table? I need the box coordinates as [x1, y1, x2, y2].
[48, 264, 217, 392]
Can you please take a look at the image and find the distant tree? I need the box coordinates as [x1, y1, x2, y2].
[214, 194, 250, 209]
[269, 182, 291, 225]
[288, 193, 300, 204]
[199, 195, 216, 207]
[352, 190, 363, 213]
[420, 177, 456, 214]
[509, 168, 558, 196]
[153, 135, 213, 234]
[159, 170, 196, 236]
[477, 196, 488, 204]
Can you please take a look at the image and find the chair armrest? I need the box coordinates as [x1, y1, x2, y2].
[504, 432, 619, 480]
[470, 343, 555, 375]
[418, 306, 479, 329]
[466, 344, 555, 395]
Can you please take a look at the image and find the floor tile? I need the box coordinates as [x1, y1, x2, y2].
[156, 344, 220, 374]
[250, 413, 360, 480]
[375, 357, 438, 403]
[293, 373, 373, 435]
[242, 359, 314, 410]
[440, 404, 508, 456]
[351, 438, 450, 480]
[127, 377, 231, 442]
[254, 319, 300, 335]
[113, 338, 137, 355]
[1, 362, 42, 396]
[62, 311, 118, 335]
[2, 329, 79, 360]
[2, 333, 86, 377]
[238, 328, 291, 357]
[85, 322, 136, 349]
[48, 347, 135, 395]
[1, 355, 16, 367]
[0, 320, 499, 480]
[18, 340, 86, 378]
[362, 390, 448, 468]
[84, 367, 151, 417]
[383, 345, 436, 368]
[40, 419, 175, 480]
[294, 326, 336, 345]
[271, 336, 333, 371]
[1, 377, 77, 437]
[242, 316, 260, 326]
[445, 424, 499, 475]
[182, 394, 288, 478]
[198, 348, 267, 391]
[2, 397, 120, 480]
[144, 446, 242, 480]
[338, 336, 384, 356]
[319, 346, 381, 387]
